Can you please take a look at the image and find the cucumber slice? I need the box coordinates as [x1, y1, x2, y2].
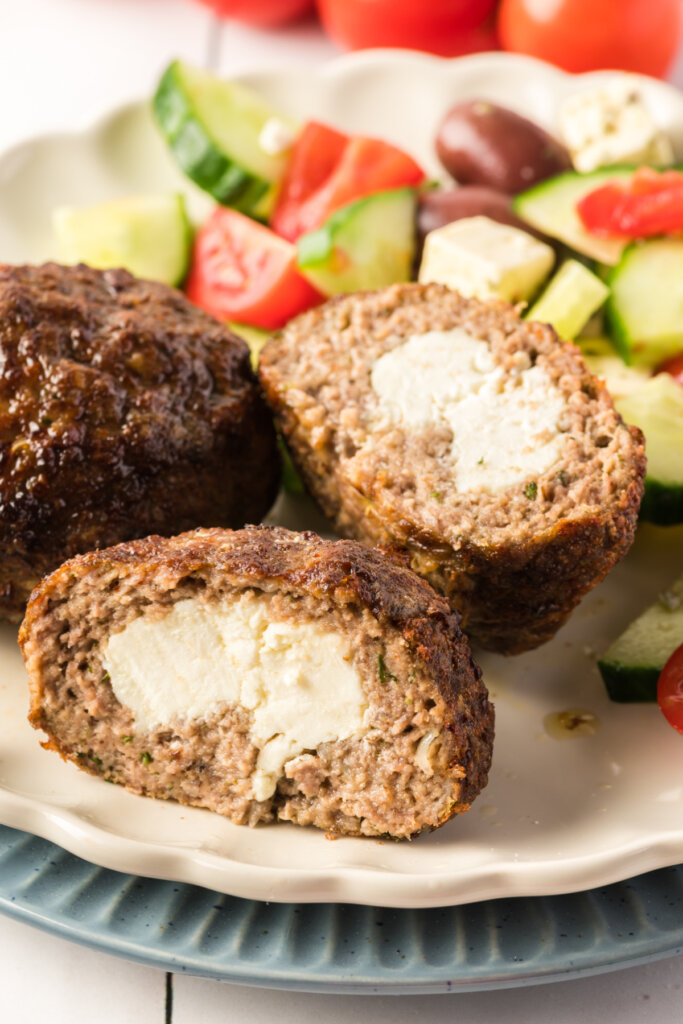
[577, 337, 649, 402]
[526, 259, 609, 340]
[228, 321, 270, 370]
[153, 60, 297, 217]
[616, 373, 683, 525]
[53, 194, 191, 286]
[598, 573, 683, 701]
[297, 187, 416, 296]
[513, 167, 634, 266]
[606, 238, 683, 367]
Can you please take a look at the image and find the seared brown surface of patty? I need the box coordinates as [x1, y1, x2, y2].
[259, 283, 645, 654]
[0, 263, 280, 620]
[21, 525, 494, 838]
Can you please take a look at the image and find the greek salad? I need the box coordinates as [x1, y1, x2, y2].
[50, 61, 683, 732]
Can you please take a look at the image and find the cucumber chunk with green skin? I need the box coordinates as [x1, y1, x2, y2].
[606, 238, 683, 367]
[578, 337, 650, 402]
[153, 61, 297, 216]
[297, 187, 416, 296]
[526, 259, 609, 339]
[616, 373, 683, 525]
[513, 167, 634, 266]
[598, 573, 683, 701]
[53, 194, 191, 287]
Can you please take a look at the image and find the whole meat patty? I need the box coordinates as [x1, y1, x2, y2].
[259, 283, 646, 654]
[0, 263, 280, 620]
[21, 525, 494, 838]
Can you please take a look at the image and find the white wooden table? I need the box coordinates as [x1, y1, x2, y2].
[1, 2, 682, 1020]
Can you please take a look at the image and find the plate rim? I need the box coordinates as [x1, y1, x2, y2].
[0, 825, 681, 993]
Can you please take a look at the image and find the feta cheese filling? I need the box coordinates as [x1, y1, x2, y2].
[102, 597, 369, 802]
[370, 328, 567, 493]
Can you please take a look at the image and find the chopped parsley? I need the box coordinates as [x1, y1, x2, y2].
[99, 671, 110, 685]
[140, 751, 153, 767]
[430, 490, 443, 502]
[477, 456, 484, 465]
[378, 653, 397, 684]
[121, 735, 133, 744]
[523, 481, 538, 500]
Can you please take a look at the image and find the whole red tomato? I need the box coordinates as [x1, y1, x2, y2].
[498, 0, 681, 79]
[195, 0, 315, 26]
[316, 0, 498, 56]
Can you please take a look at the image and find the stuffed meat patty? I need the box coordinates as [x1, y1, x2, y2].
[259, 283, 645, 653]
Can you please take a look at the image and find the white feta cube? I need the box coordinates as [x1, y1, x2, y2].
[418, 215, 555, 303]
[559, 77, 674, 173]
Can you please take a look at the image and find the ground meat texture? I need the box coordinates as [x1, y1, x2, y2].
[259, 283, 646, 654]
[0, 263, 280, 620]
[20, 525, 494, 839]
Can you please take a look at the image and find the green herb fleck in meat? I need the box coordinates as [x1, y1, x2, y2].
[378, 653, 397, 684]
[140, 751, 153, 766]
[524, 481, 538, 500]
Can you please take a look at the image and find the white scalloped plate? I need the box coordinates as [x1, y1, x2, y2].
[0, 50, 682, 909]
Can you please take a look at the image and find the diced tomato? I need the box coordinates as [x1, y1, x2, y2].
[577, 167, 683, 239]
[271, 122, 348, 241]
[271, 122, 426, 241]
[185, 207, 320, 330]
[658, 643, 683, 735]
[658, 351, 683, 385]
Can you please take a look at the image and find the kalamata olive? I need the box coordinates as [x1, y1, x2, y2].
[435, 100, 572, 194]
[415, 186, 554, 264]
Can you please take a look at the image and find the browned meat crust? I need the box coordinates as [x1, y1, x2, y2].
[20, 525, 494, 838]
[0, 263, 280, 620]
[259, 283, 646, 654]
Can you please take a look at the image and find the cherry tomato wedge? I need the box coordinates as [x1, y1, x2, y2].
[185, 207, 320, 330]
[271, 122, 426, 241]
[270, 122, 348, 241]
[577, 168, 683, 239]
[658, 352, 683, 385]
[658, 643, 683, 734]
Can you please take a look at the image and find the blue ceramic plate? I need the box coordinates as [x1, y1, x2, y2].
[0, 826, 681, 992]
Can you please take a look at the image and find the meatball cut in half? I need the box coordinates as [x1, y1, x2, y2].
[0, 263, 280, 622]
[21, 525, 494, 839]
[259, 283, 646, 654]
